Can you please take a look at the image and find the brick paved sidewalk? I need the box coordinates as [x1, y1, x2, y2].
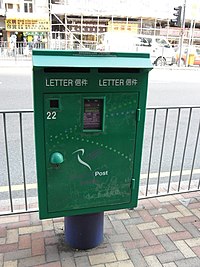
[0, 192, 200, 267]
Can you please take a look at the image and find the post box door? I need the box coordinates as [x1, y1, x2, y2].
[44, 92, 138, 213]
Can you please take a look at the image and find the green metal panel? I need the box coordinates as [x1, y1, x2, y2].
[45, 92, 138, 213]
[33, 50, 152, 219]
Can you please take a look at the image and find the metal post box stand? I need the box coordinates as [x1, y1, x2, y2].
[32, 50, 152, 250]
[64, 212, 104, 249]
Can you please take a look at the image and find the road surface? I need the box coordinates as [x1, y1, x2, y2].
[0, 66, 200, 200]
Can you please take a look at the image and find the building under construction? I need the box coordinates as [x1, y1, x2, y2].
[1, 0, 200, 49]
[49, 0, 200, 49]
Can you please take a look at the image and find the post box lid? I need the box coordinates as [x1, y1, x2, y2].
[32, 50, 153, 71]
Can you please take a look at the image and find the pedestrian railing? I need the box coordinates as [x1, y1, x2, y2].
[0, 41, 96, 60]
[0, 106, 200, 216]
[0, 41, 48, 60]
[0, 110, 36, 215]
[140, 106, 200, 199]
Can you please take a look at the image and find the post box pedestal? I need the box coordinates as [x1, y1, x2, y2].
[64, 212, 104, 250]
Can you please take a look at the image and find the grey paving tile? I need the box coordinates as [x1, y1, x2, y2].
[175, 257, 200, 267]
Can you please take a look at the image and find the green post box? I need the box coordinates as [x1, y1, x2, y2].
[32, 50, 152, 220]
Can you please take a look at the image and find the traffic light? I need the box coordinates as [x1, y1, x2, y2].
[171, 6, 182, 27]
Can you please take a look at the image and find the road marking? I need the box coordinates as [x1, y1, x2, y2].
[0, 168, 199, 193]
[0, 183, 37, 192]
[140, 168, 200, 179]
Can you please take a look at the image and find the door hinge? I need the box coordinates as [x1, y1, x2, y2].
[136, 108, 141, 122]
[131, 178, 135, 189]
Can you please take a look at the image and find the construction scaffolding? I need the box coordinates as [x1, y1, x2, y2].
[49, 1, 200, 50]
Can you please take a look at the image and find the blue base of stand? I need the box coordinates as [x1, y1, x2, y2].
[64, 212, 104, 250]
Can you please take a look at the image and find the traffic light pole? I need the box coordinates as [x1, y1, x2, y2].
[178, 0, 186, 67]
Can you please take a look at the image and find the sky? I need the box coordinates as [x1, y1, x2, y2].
[66, 0, 200, 21]
[124, 0, 200, 20]
[154, 0, 200, 20]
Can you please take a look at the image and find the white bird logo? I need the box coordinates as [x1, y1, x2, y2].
[72, 148, 92, 171]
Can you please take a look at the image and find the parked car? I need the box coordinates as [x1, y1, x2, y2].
[97, 32, 176, 66]
[175, 46, 200, 66]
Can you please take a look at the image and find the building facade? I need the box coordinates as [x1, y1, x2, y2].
[0, 0, 200, 49]
[0, 0, 49, 47]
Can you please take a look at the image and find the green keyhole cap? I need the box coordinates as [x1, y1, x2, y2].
[50, 152, 64, 164]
